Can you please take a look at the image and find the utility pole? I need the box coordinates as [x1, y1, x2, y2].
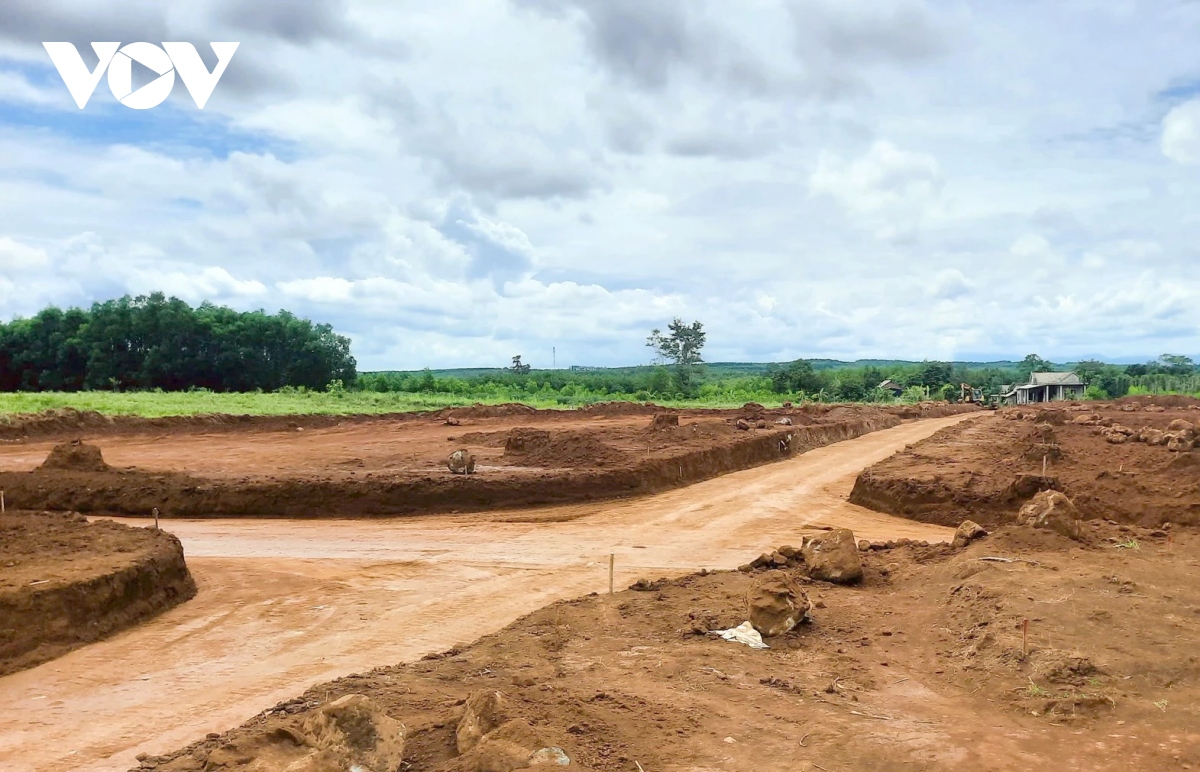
[552, 347, 556, 369]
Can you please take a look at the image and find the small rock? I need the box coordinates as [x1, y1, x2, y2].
[447, 449, 477, 475]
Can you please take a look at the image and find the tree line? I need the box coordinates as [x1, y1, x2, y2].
[0, 294, 357, 392]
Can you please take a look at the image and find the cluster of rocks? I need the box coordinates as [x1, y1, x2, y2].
[1098, 418, 1195, 451]
[739, 528, 865, 585]
[169, 691, 577, 772]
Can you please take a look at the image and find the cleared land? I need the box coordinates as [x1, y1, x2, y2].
[0, 414, 969, 772]
[0, 402, 968, 518]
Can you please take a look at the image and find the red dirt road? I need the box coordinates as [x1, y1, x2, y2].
[0, 414, 970, 772]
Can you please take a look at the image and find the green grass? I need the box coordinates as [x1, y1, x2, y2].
[0, 389, 813, 419]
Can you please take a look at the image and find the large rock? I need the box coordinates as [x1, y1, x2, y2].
[204, 695, 405, 772]
[800, 529, 863, 584]
[1167, 434, 1194, 453]
[649, 412, 679, 430]
[952, 520, 988, 548]
[1167, 419, 1196, 438]
[448, 448, 477, 474]
[1017, 490, 1083, 540]
[747, 575, 812, 638]
[297, 694, 407, 772]
[1143, 429, 1167, 446]
[458, 691, 510, 753]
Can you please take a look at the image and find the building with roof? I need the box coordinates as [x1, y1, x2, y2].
[877, 379, 905, 397]
[999, 372, 1085, 405]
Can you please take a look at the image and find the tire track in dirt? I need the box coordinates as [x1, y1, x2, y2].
[0, 414, 971, 772]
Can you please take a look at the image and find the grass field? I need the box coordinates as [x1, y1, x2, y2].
[0, 389, 805, 419]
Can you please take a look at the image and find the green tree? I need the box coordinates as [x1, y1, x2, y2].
[1017, 353, 1054, 381]
[510, 355, 531, 374]
[646, 318, 706, 395]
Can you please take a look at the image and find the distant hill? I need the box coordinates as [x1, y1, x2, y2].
[364, 359, 1032, 378]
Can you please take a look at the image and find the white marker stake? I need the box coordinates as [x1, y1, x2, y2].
[609, 553, 615, 595]
[1, 490, 5, 513]
[153, 506, 159, 529]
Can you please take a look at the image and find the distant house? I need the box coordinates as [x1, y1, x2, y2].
[877, 379, 905, 397]
[1000, 372, 1085, 405]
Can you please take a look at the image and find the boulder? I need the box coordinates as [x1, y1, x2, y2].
[952, 520, 988, 548]
[775, 417, 793, 426]
[1017, 490, 1083, 540]
[448, 449, 477, 475]
[747, 575, 812, 638]
[1166, 420, 1195, 437]
[301, 695, 406, 772]
[1145, 429, 1167, 446]
[800, 529, 863, 584]
[755, 420, 768, 429]
[458, 691, 510, 754]
[1167, 435, 1194, 453]
[735, 419, 751, 431]
[1110, 424, 1135, 436]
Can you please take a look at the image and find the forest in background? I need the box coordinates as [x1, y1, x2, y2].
[1, 295, 1197, 416]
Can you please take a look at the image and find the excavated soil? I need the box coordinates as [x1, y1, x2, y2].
[0, 510, 196, 676]
[142, 520, 1200, 772]
[850, 400, 1200, 528]
[0, 402, 976, 518]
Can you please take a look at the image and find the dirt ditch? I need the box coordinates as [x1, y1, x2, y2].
[140, 519, 1200, 772]
[849, 400, 1200, 528]
[0, 510, 196, 676]
[0, 402, 977, 519]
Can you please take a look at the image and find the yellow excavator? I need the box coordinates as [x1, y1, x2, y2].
[959, 383, 984, 403]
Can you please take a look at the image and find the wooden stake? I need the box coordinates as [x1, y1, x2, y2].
[1042, 455, 1047, 477]
[1022, 618, 1029, 656]
[1, 490, 4, 513]
[1167, 533, 1173, 555]
[609, 553, 615, 595]
[153, 506, 160, 530]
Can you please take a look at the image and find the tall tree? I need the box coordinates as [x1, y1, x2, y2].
[646, 318, 706, 394]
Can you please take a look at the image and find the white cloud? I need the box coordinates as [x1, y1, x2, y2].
[1, 0, 1199, 366]
[1162, 99, 1200, 164]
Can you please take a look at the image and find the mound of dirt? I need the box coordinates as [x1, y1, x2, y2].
[148, 521, 1200, 772]
[850, 408, 1200, 527]
[0, 511, 196, 676]
[502, 428, 626, 468]
[648, 412, 679, 430]
[38, 439, 110, 471]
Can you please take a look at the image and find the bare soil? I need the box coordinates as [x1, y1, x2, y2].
[0, 415, 970, 772]
[0, 402, 974, 518]
[0, 510, 196, 676]
[850, 399, 1200, 527]
[143, 519, 1200, 772]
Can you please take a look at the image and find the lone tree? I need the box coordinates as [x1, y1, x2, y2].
[510, 355, 531, 374]
[646, 318, 706, 394]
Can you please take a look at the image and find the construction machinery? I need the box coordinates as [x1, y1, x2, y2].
[959, 383, 984, 403]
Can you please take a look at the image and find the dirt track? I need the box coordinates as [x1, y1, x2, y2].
[0, 414, 970, 772]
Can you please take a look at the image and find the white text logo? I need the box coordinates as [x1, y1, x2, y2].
[43, 42, 239, 110]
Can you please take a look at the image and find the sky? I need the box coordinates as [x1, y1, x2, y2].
[0, 0, 1198, 370]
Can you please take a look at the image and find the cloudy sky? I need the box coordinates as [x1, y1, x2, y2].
[0, 0, 1198, 369]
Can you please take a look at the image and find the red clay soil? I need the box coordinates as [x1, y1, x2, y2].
[0, 510, 196, 676]
[0, 402, 977, 519]
[140, 520, 1200, 772]
[849, 400, 1200, 528]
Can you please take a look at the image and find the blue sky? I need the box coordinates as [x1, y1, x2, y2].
[0, 0, 1199, 370]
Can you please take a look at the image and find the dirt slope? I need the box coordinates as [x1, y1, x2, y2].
[0, 511, 196, 676]
[850, 403, 1200, 527]
[0, 414, 970, 772]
